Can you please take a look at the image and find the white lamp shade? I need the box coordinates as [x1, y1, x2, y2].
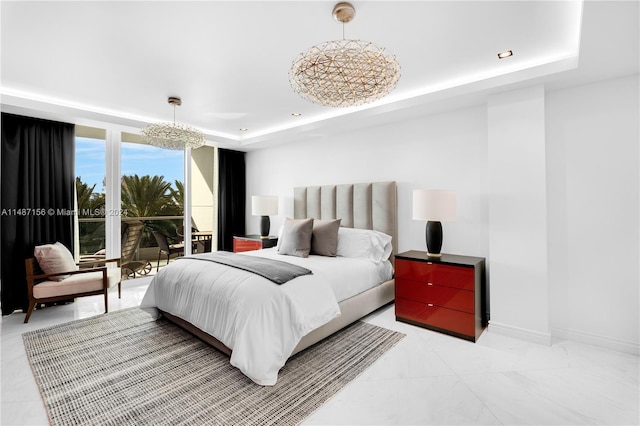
[412, 189, 457, 221]
[251, 196, 278, 216]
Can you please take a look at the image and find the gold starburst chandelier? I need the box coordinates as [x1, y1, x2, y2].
[289, 2, 401, 108]
[141, 97, 206, 150]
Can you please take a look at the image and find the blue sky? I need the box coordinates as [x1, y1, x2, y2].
[76, 137, 184, 192]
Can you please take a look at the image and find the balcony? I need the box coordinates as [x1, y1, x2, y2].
[78, 216, 212, 279]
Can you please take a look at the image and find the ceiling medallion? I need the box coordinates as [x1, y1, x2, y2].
[141, 97, 206, 150]
[289, 2, 401, 108]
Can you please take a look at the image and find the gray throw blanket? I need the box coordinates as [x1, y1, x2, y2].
[179, 252, 312, 285]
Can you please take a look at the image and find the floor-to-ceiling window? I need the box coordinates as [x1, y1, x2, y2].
[74, 126, 106, 258]
[75, 125, 217, 272]
[120, 133, 184, 272]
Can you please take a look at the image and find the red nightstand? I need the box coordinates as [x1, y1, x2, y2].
[394, 250, 487, 342]
[233, 235, 278, 253]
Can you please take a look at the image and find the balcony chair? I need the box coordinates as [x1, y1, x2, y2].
[152, 231, 184, 271]
[176, 225, 199, 252]
[81, 221, 151, 282]
[25, 242, 121, 323]
[120, 221, 152, 279]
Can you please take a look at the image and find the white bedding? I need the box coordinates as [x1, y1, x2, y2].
[140, 249, 392, 385]
[249, 248, 393, 302]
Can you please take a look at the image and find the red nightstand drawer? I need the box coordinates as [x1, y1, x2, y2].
[395, 297, 475, 337]
[233, 239, 262, 253]
[396, 278, 474, 314]
[395, 259, 474, 291]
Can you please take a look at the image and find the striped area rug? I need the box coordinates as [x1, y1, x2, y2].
[23, 308, 404, 425]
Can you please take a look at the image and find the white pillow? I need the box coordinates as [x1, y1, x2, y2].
[336, 227, 393, 263]
[34, 242, 78, 277]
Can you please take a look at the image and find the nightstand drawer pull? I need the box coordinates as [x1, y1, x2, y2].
[427, 282, 433, 286]
[427, 303, 433, 307]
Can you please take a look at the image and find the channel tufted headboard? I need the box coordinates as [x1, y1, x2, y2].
[293, 181, 397, 256]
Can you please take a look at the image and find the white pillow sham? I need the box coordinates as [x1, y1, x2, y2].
[336, 227, 392, 263]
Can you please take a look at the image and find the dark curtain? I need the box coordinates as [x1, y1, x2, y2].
[1, 113, 75, 315]
[217, 148, 245, 252]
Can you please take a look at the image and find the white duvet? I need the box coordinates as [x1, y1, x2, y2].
[140, 249, 392, 385]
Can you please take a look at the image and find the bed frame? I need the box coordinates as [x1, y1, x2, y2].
[162, 181, 397, 358]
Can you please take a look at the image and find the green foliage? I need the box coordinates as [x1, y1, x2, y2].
[75, 177, 105, 217]
[121, 174, 181, 217]
[76, 175, 185, 252]
[76, 177, 106, 254]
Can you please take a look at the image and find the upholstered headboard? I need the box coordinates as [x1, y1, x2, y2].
[293, 181, 397, 256]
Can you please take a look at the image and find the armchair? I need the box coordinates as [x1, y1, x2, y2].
[24, 250, 121, 323]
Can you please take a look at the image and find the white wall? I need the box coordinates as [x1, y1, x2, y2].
[245, 74, 640, 354]
[246, 105, 489, 260]
[546, 75, 639, 353]
[487, 85, 550, 344]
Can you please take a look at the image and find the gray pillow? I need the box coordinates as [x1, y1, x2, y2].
[278, 218, 314, 258]
[311, 219, 342, 256]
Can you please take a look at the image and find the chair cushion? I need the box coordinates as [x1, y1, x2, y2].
[33, 271, 105, 299]
[34, 242, 78, 278]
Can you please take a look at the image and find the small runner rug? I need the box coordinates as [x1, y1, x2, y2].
[23, 308, 404, 426]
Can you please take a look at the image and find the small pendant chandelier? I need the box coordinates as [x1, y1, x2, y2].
[289, 2, 401, 108]
[141, 97, 206, 150]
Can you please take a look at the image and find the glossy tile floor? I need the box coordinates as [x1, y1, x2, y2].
[2, 277, 638, 425]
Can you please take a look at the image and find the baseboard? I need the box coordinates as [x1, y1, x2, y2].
[551, 327, 640, 355]
[488, 321, 552, 346]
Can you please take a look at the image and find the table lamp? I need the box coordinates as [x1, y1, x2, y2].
[412, 189, 457, 258]
[251, 196, 278, 238]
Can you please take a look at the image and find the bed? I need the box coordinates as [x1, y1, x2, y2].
[140, 181, 397, 385]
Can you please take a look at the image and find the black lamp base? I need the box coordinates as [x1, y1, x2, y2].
[260, 215, 270, 238]
[426, 221, 443, 257]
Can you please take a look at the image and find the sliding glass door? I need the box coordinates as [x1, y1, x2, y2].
[121, 137, 184, 272]
[75, 125, 217, 273]
[75, 127, 106, 257]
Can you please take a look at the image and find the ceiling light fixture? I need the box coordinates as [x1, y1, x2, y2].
[289, 2, 401, 108]
[291, 112, 302, 116]
[141, 97, 205, 150]
[497, 50, 513, 59]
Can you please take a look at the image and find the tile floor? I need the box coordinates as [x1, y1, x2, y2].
[1, 277, 638, 425]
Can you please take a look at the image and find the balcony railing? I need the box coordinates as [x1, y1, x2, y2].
[78, 215, 184, 256]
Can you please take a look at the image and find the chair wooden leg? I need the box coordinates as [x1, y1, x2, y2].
[156, 252, 161, 272]
[24, 301, 36, 323]
[118, 282, 122, 299]
[104, 289, 109, 313]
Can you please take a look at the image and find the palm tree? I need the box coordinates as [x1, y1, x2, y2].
[168, 180, 184, 215]
[75, 177, 105, 217]
[121, 174, 183, 247]
[75, 177, 106, 254]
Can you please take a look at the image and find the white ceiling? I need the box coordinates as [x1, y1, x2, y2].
[1, 1, 638, 151]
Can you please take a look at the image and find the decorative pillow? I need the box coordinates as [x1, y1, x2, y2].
[311, 219, 342, 257]
[336, 227, 393, 263]
[34, 242, 78, 278]
[277, 218, 314, 258]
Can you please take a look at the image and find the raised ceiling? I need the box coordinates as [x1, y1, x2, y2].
[1, 1, 637, 150]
